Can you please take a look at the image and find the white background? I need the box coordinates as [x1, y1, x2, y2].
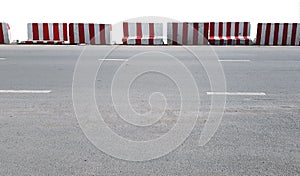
[0, 0, 299, 41]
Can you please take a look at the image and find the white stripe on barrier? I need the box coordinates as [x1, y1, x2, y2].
[74, 23, 79, 44]
[297, 25, 300, 45]
[1, 23, 10, 44]
[260, 24, 266, 45]
[128, 23, 136, 44]
[48, 23, 53, 41]
[199, 23, 207, 44]
[287, 23, 293, 45]
[278, 24, 284, 45]
[155, 23, 163, 36]
[27, 23, 33, 41]
[59, 23, 64, 41]
[84, 23, 89, 44]
[269, 23, 275, 45]
[38, 24, 43, 40]
[187, 23, 193, 44]
[105, 24, 110, 45]
[177, 23, 183, 44]
[94, 24, 100, 45]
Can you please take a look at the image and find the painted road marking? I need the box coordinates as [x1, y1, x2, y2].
[219, 60, 250, 62]
[0, 90, 52, 94]
[207, 92, 266, 96]
[98, 59, 128, 61]
[0, 58, 7, 60]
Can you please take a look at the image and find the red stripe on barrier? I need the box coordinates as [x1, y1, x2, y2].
[89, 23, 95, 44]
[282, 23, 288, 45]
[136, 23, 142, 45]
[53, 23, 60, 41]
[182, 22, 188, 45]
[193, 23, 199, 45]
[233, 22, 239, 45]
[210, 22, 215, 38]
[273, 23, 279, 45]
[32, 23, 39, 40]
[149, 23, 155, 37]
[226, 22, 231, 37]
[136, 23, 142, 37]
[123, 22, 128, 44]
[100, 24, 106, 45]
[149, 23, 154, 45]
[209, 22, 215, 45]
[227, 22, 232, 45]
[172, 23, 178, 45]
[218, 22, 223, 38]
[69, 24, 74, 44]
[243, 22, 249, 45]
[0, 24, 4, 44]
[265, 23, 271, 45]
[291, 23, 297, 45]
[234, 22, 239, 37]
[123, 22, 128, 37]
[63, 23, 68, 41]
[219, 22, 224, 45]
[78, 23, 85, 44]
[243, 22, 248, 36]
[43, 23, 49, 40]
[256, 23, 262, 45]
[204, 23, 209, 45]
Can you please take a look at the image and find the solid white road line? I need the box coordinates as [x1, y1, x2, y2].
[219, 60, 250, 62]
[0, 90, 52, 94]
[0, 58, 7, 60]
[98, 59, 128, 61]
[207, 92, 266, 96]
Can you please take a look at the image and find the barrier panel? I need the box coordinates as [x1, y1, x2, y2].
[25, 23, 68, 44]
[0, 22, 10, 44]
[256, 23, 300, 46]
[167, 22, 209, 45]
[69, 23, 111, 45]
[122, 22, 164, 45]
[209, 22, 251, 45]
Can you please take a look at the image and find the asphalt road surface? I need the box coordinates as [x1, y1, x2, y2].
[0, 45, 299, 175]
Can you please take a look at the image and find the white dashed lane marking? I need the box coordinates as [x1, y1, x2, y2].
[207, 92, 266, 96]
[219, 60, 250, 62]
[98, 59, 128, 61]
[0, 90, 52, 94]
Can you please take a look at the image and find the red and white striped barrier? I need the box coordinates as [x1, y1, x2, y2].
[167, 22, 209, 45]
[209, 22, 251, 45]
[69, 23, 111, 45]
[256, 23, 300, 46]
[0, 22, 10, 44]
[25, 23, 68, 44]
[122, 22, 164, 45]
